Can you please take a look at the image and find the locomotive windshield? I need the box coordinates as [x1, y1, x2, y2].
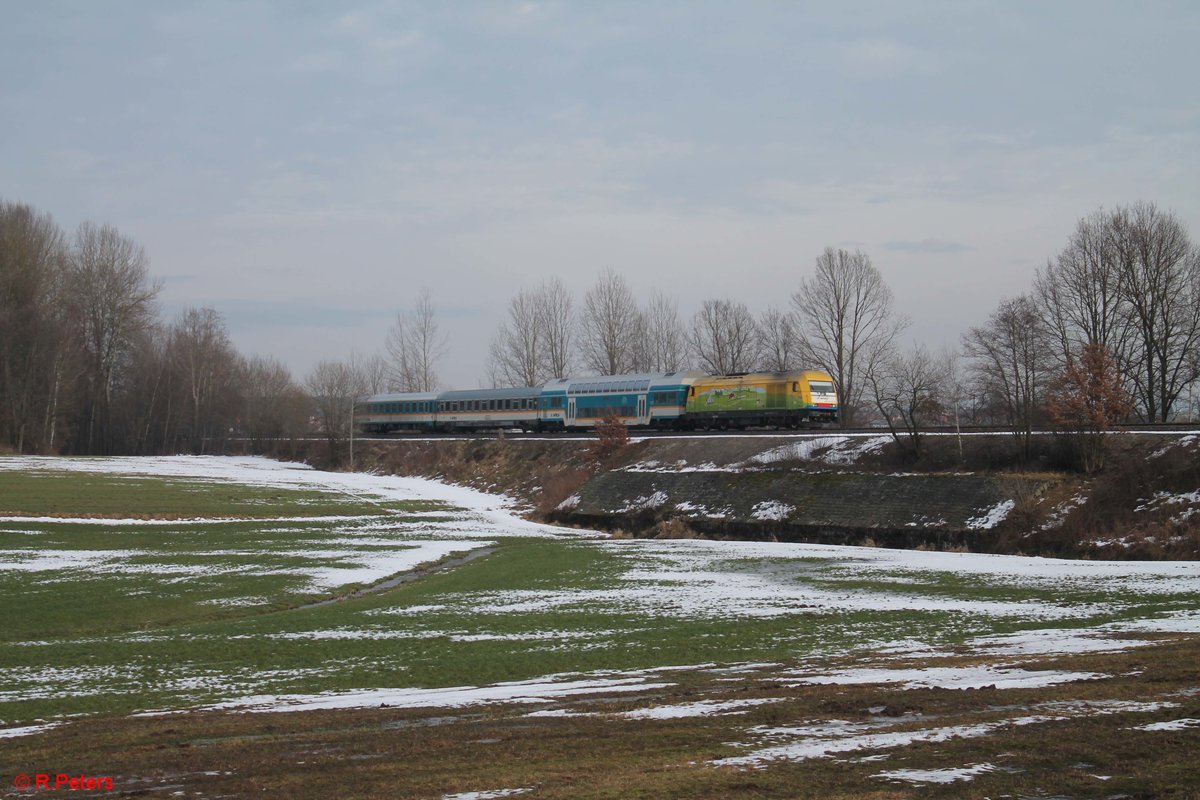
[808, 381, 835, 395]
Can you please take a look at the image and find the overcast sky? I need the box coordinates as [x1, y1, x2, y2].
[3, 1, 1198, 388]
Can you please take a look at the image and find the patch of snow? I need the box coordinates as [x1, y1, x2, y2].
[1131, 718, 1200, 731]
[442, 788, 534, 800]
[778, 665, 1103, 691]
[431, 538, 1200, 623]
[714, 697, 1171, 768]
[0, 514, 387, 526]
[0, 722, 61, 739]
[620, 698, 781, 720]
[0, 455, 587, 541]
[874, 763, 995, 784]
[0, 538, 489, 594]
[203, 675, 675, 714]
[0, 549, 143, 572]
[714, 720, 1017, 767]
[364, 604, 449, 616]
[617, 491, 669, 513]
[965, 500, 1015, 530]
[626, 461, 728, 473]
[967, 627, 1154, 657]
[1041, 494, 1089, 531]
[200, 596, 271, 608]
[748, 436, 891, 466]
[751, 502, 794, 522]
[304, 540, 487, 590]
[555, 495, 580, 511]
[1135, 489, 1200, 514]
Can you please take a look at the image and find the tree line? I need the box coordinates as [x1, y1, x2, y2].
[0, 200, 312, 455]
[4, 197, 1197, 462]
[384, 201, 1200, 461]
[283, 201, 1200, 467]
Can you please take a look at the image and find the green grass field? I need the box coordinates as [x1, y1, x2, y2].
[2, 455, 1199, 798]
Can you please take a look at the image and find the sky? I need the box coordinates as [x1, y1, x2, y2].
[3, 1, 1198, 388]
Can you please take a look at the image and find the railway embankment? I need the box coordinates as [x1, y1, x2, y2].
[346, 431, 1200, 558]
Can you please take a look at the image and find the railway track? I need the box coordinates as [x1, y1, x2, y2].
[352, 421, 1200, 442]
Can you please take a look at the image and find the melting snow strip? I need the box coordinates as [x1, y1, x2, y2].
[199, 676, 675, 714]
[0, 722, 61, 738]
[619, 698, 782, 720]
[442, 788, 534, 800]
[714, 699, 1180, 767]
[776, 665, 1106, 691]
[1131, 718, 1200, 731]
[873, 763, 997, 784]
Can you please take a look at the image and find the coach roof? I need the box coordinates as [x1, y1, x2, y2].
[438, 386, 542, 402]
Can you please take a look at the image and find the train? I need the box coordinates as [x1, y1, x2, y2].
[355, 369, 838, 434]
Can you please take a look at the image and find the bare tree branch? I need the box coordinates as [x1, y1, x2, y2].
[791, 247, 906, 426]
[686, 298, 760, 375]
[578, 268, 640, 375]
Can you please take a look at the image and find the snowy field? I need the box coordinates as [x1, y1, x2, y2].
[2, 455, 1199, 779]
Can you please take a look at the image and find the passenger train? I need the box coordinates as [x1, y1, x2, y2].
[355, 369, 838, 434]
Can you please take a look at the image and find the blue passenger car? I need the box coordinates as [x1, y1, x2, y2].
[544, 371, 704, 430]
[436, 386, 542, 431]
[356, 392, 439, 433]
[537, 383, 568, 431]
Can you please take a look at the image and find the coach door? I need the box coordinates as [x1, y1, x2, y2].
[637, 394, 647, 422]
[567, 397, 576, 424]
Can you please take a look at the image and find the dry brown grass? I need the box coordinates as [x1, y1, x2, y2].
[535, 466, 593, 517]
[650, 516, 701, 539]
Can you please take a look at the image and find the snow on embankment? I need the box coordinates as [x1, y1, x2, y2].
[555, 434, 1035, 547]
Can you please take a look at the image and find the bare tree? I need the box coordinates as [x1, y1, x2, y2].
[686, 298, 760, 375]
[0, 201, 71, 453]
[758, 307, 796, 372]
[866, 343, 948, 459]
[641, 290, 685, 373]
[1108, 202, 1200, 422]
[962, 295, 1049, 461]
[537, 277, 573, 380]
[1034, 208, 1131, 370]
[385, 288, 447, 392]
[578, 268, 640, 375]
[489, 288, 543, 388]
[942, 347, 968, 462]
[488, 279, 573, 387]
[168, 307, 238, 453]
[305, 358, 368, 463]
[360, 352, 390, 396]
[791, 247, 906, 427]
[628, 310, 652, 373]
[66, 222, 160, 453]
[121, 325, 171, 454]
[240, 355, 310, 447]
